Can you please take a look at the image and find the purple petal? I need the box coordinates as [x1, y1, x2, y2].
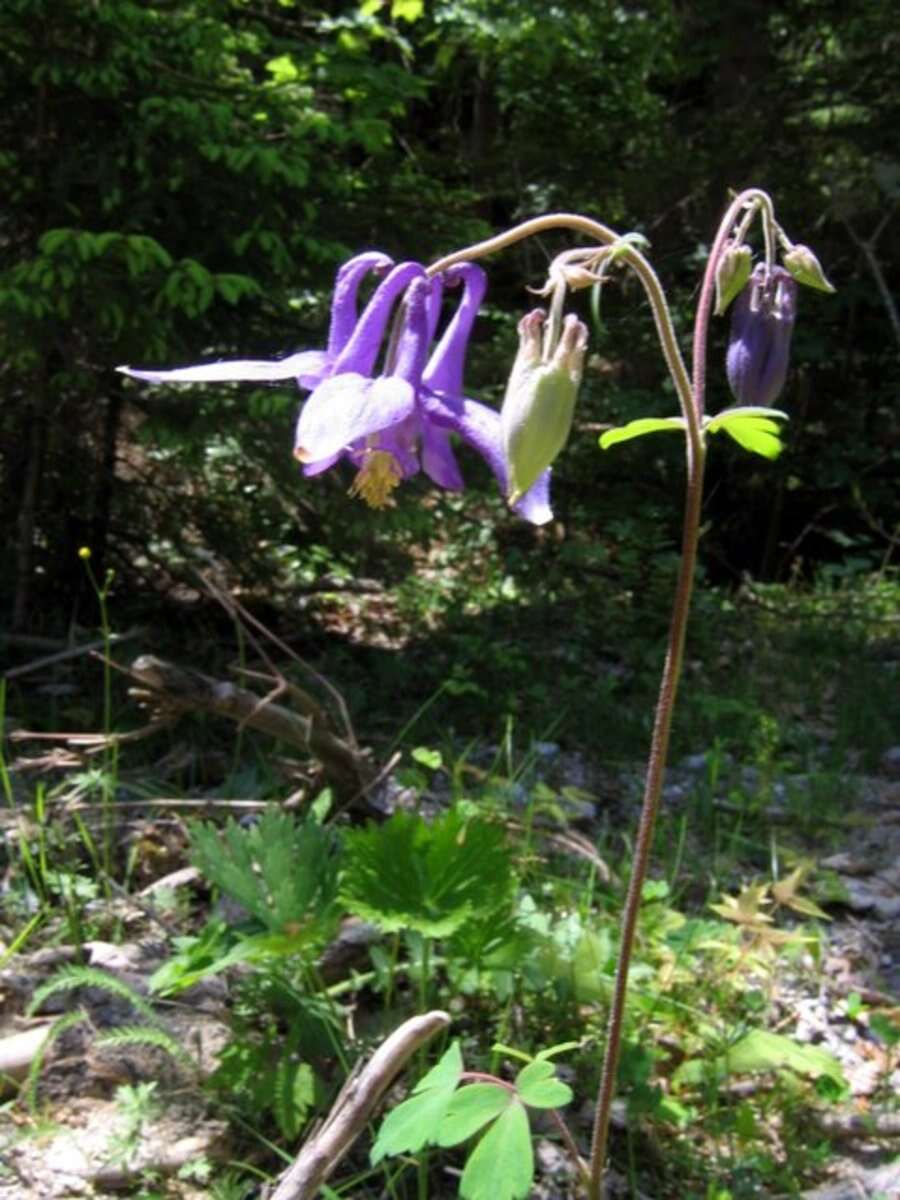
[422, 388, 552, 524]
[326, 252, 393, 361]
[511, 468, 552, 525]
[391, 277, 432, 386]
[422, 423, 464, 490]
[294, 372, 415, 463]
[425, 275, 444, 343]
[423, 263, 486, 399]
[354, 418, 421, 479]
[302, 451, 342, 477]
[117, 350, 328, 385]
[334, 261, 426, 376]
[726, 266, 797, 407]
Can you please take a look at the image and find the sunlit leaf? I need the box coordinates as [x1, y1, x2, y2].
[599, 416, 685, 450]
[515, 1059, 573, 1109]
[391, 0, 424, 18]
[371, 1042, 463, 1164]
[459, 1099, 533, 1200]
[341, 809, 513, 937]
[436, 1083, 510, 1146]
[723, 1029, 846, 1084]
[706, 407, 789, 459]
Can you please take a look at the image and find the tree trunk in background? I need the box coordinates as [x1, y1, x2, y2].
[90, 390, 124, 578]
[12, 376, 47, 631]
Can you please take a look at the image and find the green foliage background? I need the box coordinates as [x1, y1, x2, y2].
[1, 0, 897, 644]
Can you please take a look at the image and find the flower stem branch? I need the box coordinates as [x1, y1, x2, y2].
[427, 213, 696, 440]
[692, 188, 775, 420]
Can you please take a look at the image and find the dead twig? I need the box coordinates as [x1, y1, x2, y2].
[266, 1010, 451, 1200]
[126, 654, 374, 808]
[3, 630, 141, 680]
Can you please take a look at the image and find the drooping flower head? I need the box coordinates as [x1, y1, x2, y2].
[500, 308, 588, 504]
[296, 268, 435, 506]
[726, 264, 798, 408]
[422, 264, 553, 525]
[117, 250, 556, 523]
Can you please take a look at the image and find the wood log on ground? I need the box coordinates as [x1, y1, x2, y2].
[127, 654, 374, 808]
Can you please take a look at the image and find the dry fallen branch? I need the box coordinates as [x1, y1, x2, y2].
[810, 1108, 900, 1140]
[266, 1010, 451, 1200]
[126, 654, 374, 807]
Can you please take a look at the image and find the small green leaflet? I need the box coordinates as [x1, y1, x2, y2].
[459, 1099, 533, 1200]
[411, 745, 443, 770]
[599, 406, 789, 460]
[599, 417, 685, 449]
[436, 1083, 511, 1146]
[370, 1041, 462, 1164]
[705, 407, 789, 459]
[514, 1058, 573, 1108]
[372, 1041, 574, 1199]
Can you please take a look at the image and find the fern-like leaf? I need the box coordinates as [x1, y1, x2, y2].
[96, 1025, 192, 1068]
[190, 807, 340, 938]
[28, 964, 160, 1025]
[25, 1009, 90, 1112]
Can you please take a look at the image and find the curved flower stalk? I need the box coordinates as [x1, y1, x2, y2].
[417, 200, 832, 1200]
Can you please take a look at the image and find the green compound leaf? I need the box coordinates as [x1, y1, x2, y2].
[370, 1041, 463, 1165]
[436, 1083, 511, 1147]
[515, 1059, 573, 1109]
[414, 1039, 464, 1094]
[706, 407, 788, 459]
[341, 808, 513, 938]
[599, 417, 686, 450]
[459, 1098, 533, 1200]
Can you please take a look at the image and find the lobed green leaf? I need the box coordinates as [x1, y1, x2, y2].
[436, 1083, 511, 1146]
[459, 1099, 533, 1200]
[599, 417, 686, 450]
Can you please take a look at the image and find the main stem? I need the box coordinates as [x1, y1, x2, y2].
[586, 437, 705, 1200]
[587, 192, 769, 1198]
[429, 200, 771, 1198]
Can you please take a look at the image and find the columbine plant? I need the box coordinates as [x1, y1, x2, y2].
[120, 188, 832, 1199]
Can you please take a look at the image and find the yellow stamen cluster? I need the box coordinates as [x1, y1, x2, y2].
[348, 450, 402, 509]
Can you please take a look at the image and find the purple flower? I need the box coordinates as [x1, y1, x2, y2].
[726, 265, 798, 407]
[296, 263, 551, 523]
[421, 264, 552, 525]
[116, 251, 391, 389]
[118, 251, 553, 523]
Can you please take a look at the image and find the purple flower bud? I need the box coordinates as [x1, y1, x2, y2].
[726, 265, 798, 407]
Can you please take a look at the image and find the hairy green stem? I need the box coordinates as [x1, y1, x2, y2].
[586, 438, 706, 1199]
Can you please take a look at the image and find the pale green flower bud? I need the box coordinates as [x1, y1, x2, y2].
[501, 309, 588, 504]
[783, 244, 836, 293]
[714, 241, 753, 315]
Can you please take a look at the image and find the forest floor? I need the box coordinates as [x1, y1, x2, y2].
[1, 573, 899, 1198]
